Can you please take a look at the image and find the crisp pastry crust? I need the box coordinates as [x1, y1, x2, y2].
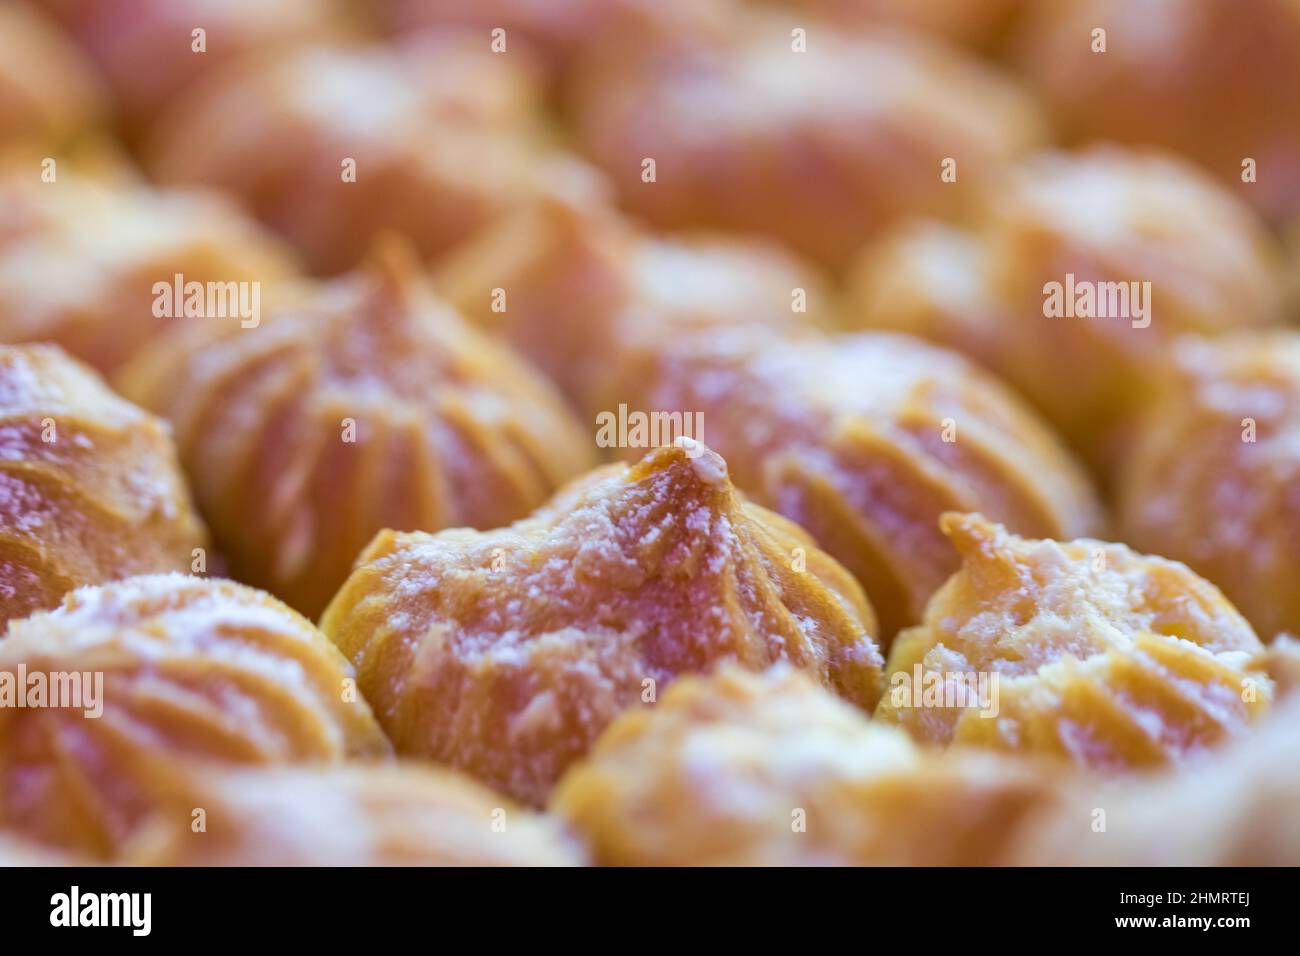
[0, 3, 104, 148]
[1007, 696, 1300, 866]
[35, 0, 347, 132]
[0, 574, 390, 859]
[321, 441, 883, 807]
[551, 664, 1063, 866]
[876, 513, 1273, 767]
[0, 345, 209, 626]
[117, 244, 597, 619]
[569, 10, 1044, 267]
[146, 36, 602, 274]
[0, 164, 296, 374]
[1015, 0, 1300, 222]
[124, 762, 583, 866]
[847, 147, 1284, 471]
[1118, 334, 1300, 641]
[609, 329, 1101, 638]
[435, 195, 831, 411]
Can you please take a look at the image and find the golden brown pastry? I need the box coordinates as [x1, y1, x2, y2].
[125, 763, 582, 866]
[0, 574, 389, 859]
[435, 194, 832, 410]
[609, 329, 1101, 638]
[0, 344, 208, 626]
[552, 664, 1063, 865]
[34, 0, 347, 133]
[846, 147, 1285, 470]
[876, 513, 1273, 767]
[0, 163, 296, 374]
[772, 0, 1023, 50]
[146, 36, 602, 274]
[0, 3, 105, 149]
[569, 10, 1044, 268]
[1117, 334, 1300, 640]
[1015, 0, 1300, 222]
[1008, 696, 1300, 866]
[117, 244, 597, 619]
[379, 0, 720, 80]
[321, 441, 883, 806]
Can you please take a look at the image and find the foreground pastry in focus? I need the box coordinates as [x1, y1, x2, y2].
[0, 163, 296, 374]
[0, 574, 389, 859]
[321, 441, 883, 806]
[0, 3, 104, 149]
[570, 10, 1043, 268]
[435, 195, 832, 410]
[127, 763, 582, 866]
[1016, 0, 1300, 222]
[118, 244, 596, 618]
[147, 36, 602, 274]
[1008, 695, 1300, 866]
[34, 0, 348, 133]
[0, 345, 208, 626]
[876, 513, 1273, 767]
[610, 329, 1101, 638]
[847, 147, 1284, 469]
[552, 665, 1062, 865]
[1118, 334, 1300, 640]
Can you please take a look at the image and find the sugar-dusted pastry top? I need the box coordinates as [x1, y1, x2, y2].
[0, 344, 209, 625]
[0, 574, 389, 859]
[877, 513, 1273, 766]
[569, 9, 1043, 267]
[435, 195, 830, 412]
[322, 441, 883, 806]
[1119, 333, 1300, 641]
[610, 329, 1101, 638]
[126, 762, 583, 867]
[147, 35, 602, 273]
[117, 243, 597, 618]
[0, 163, 296, 374]
[846, 146, 1284, 471]
[552, 664, 1063, 865]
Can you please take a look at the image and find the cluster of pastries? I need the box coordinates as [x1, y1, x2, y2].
[1, 0, 1298, 867]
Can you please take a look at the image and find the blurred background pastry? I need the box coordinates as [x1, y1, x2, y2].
[0, 161, 296, 374]
[1015, 0, 1300, 223]
[118, 243, 596, 618]
[569, 9, 1044, 269]
[146, 35, 602, 274]
[1118, 334, 1300, 641]
[846, 146, 1285, 472]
